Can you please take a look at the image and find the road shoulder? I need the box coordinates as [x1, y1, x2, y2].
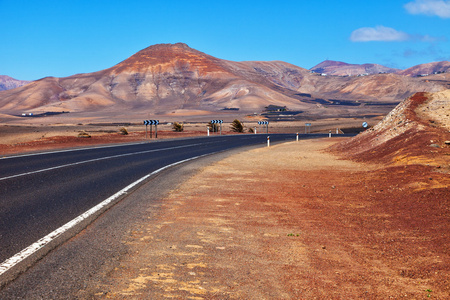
[82, 137, 449, 299]
[0, 146, 246, 298]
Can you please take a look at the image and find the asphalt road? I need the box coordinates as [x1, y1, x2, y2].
[0, 133, 347, 292]
[0, 135, 322, 265]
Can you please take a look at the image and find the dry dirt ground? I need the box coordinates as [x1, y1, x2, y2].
[70, 138, 449, 299]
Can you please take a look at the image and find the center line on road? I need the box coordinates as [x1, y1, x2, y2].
[0, 143, 205, 181]
[0, 152, 214, 277]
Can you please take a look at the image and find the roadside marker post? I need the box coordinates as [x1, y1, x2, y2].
[329, 130, 332, 138]
[267, 136, 270, 147]
[296, 132, 299, 142]
[207, 127, 210, 136]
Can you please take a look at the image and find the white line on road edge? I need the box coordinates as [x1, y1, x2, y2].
[0, 153, 209, 277]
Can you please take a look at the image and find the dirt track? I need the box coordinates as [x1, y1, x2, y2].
[74, 138, 449, 299]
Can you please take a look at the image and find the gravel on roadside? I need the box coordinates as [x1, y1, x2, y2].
[78, 138, 450, 299]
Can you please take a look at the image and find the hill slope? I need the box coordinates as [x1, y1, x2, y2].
[332, 89, 450, 167]
[398, 61, 450, 77]
[0, 75, 30, 91]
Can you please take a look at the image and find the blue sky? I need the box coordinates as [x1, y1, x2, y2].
[1, 0, 449, 80]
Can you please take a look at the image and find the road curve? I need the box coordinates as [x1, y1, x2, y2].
[2, 133, 331, 283]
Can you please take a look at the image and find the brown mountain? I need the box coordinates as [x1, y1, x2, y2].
[397, 61, 450, 77]
[310, 60, 400, 76]
[0, 44, 312, 116]
[0, 43, 448, 121]
[0, 75, 31, 91]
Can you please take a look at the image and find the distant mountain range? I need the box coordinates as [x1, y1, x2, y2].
[0, 43, 448, 120]
[310, 60, 400, 76]
[0, 75, 30, 91]
[397, 61, 450, 76]
[310, 60, 450, 77]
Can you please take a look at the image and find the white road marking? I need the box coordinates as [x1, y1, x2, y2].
[0, 141, 149, 160]
[0, 143, 204, 181]
[0, 153, 210, 277]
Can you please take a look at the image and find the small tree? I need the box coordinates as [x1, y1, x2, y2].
[172, 122, 184, 132]
[230, 119, 244, 133]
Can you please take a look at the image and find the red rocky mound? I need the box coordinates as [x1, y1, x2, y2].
[331, 90, 450, 169]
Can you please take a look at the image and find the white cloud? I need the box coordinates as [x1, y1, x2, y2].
[350, 26, 410, 42]
[404, 0, 450, 18]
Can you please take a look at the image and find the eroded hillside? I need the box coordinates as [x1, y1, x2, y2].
[332, 90, 450, 169]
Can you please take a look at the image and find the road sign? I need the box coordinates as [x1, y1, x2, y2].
[362, 121, 368, 128]
[210, 120, 223, 135]
[144, 120, 159, 125]
[258, 121, 269, 134]
[305, 123, 312, 134]
[143, 120, 159, 139]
